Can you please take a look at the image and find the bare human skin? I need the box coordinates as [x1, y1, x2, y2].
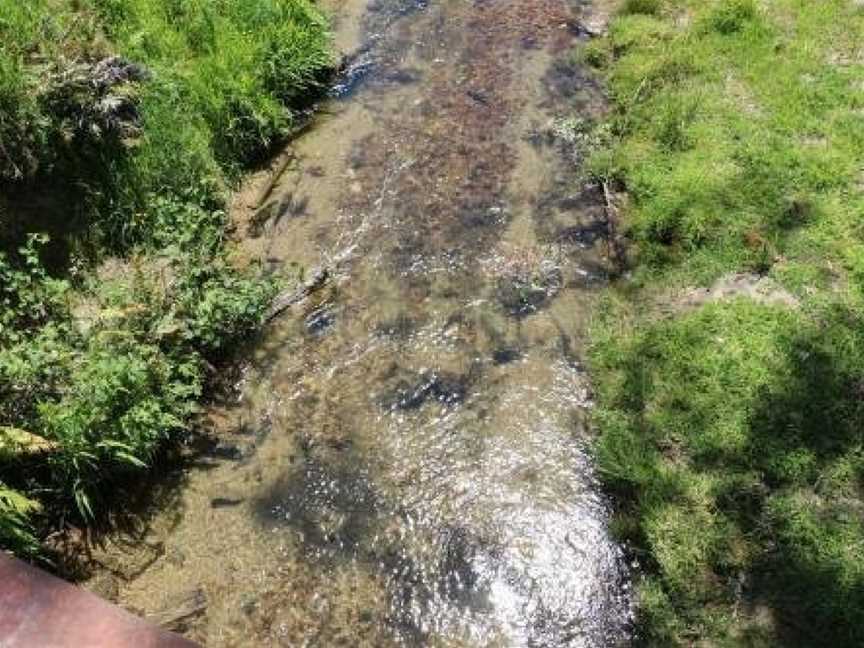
[0, 554, 198, 648]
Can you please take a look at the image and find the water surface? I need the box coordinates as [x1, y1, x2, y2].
[112, 1, 631, 645]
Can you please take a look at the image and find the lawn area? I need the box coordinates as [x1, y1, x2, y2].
[582, 0, 864, 644]
[0, 0, 331, 558]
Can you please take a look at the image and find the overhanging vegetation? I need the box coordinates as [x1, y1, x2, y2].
[0, 0, 332, 558]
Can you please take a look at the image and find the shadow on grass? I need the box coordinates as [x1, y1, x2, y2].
[744, 310, 864, 647]
[595, 300, 864, 646]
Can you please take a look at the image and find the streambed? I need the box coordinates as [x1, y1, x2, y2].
[96, 1, 632, 645]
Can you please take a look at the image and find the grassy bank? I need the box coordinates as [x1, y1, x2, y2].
[0, 0, 331, 558]
[581, 0, 864, 644]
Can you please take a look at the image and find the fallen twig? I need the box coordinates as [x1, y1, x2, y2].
[146, 588, 207, 630]
[251, 152, 295, 209]
[264, 266, 330, 323]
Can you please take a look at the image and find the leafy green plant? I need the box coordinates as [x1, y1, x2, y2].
[38, 335, 199, 518]
[178, 266, 277, 356]
[0, 0, 327, 556]
[707, 0, 757, 35]
[0, 235, 69, 344]
[0, 483, 41, 556]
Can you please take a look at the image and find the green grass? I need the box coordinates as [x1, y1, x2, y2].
[0, 0, 330, 559]
[591, 298, 864, 644]
[0, 0, 331, 247]
[588, 0, 864, 287]
[582, 0, 864, 644]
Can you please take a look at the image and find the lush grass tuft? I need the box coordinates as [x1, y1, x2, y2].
[0, 0, 332, 248]
[591, 298, 864, 644]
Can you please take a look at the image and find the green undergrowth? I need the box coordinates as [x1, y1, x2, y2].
[0, 0, 331, 246]
[0, 0, 331, 558]
[581, 0, 864, 644]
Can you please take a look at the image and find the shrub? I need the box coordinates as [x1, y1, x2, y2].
[0, 0, 328, 555]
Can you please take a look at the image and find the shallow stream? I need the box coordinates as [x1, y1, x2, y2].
[103, 1, 632, 645]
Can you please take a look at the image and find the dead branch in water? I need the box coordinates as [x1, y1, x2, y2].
[146, 588, 207, 630]
[264, 266, 330, 323]
[248, 115, 318, 209]
[250, 152, 295, 210]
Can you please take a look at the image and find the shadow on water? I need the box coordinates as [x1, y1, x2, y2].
[253, 442, 629, 646]
[253, 443, 495, 643]
[256, 457, 381, 559]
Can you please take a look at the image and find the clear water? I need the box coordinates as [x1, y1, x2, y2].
[111, 1, 632, 645]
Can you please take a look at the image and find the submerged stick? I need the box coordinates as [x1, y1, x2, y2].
[248, 114, 319, 209]
[251, 152, 295, 210]
[146, 588, 207, 631]
[264, 266, 330, 323]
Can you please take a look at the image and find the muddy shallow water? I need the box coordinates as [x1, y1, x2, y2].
[98, 1, 632, 645]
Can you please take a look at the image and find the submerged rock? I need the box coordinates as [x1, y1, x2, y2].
[438, 526, 484, 604]
[492, 346, 521, 365]
[332, 47, 376, 97]
[376, 313, 417, 340]
[205, 441, 246, 461]
[255, 459, 380, 558]
[377, 367, 473, 411]
[556, 221, 608, 247]
[495, 266, 563, 318]
[304, 304, 335, 334]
